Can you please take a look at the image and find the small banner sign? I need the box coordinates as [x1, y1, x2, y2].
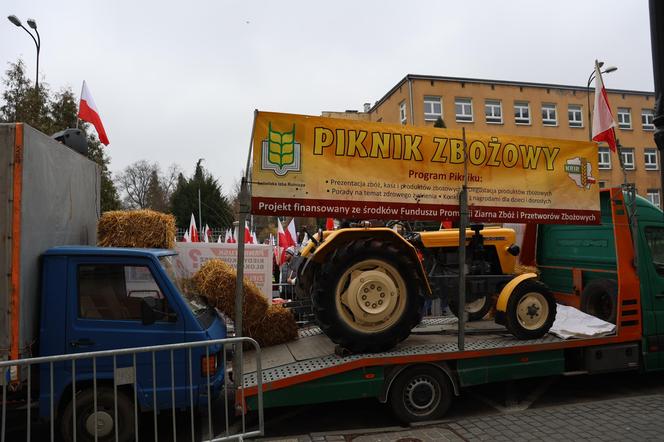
[251, 111, 600, 224]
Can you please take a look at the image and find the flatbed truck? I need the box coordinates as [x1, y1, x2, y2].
[236, 187, 664, 422]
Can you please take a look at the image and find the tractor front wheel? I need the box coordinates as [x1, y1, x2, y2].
[504, 280, 557, 340]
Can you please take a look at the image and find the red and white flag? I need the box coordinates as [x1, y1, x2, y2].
[188, 214, 199, 242]
[78, 81, 110, 146]
[244, 222, 253, 244]
[183, 228, 191, 242]
[286, 219, 298, 246]
[203, 224, 211, 243]
[277, 219, 295, 249]
[325, 218, 335, 230]
[591, 61, 617, 152]
[224, 229, 233, 243]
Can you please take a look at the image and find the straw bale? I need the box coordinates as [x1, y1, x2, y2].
[193, 259, 269, 325]
[248, 305, 298, 347]
[97, 210, 175, 249]
[514, 264, 540, 275]
[193, 259, 298, 346]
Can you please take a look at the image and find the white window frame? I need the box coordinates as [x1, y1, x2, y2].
[620, 147, 635, 170]
[541, 103, 557, 126]
[514, 101, 530, 125]
[568, 104, 583, 128]
[642, 109, 655, 131]
[645, 148, 659, 170]
[647, 189, 661, 208]
[399, 101, 407, 125]
[617, 108, 632, 129]
[423, 96, 442, 122]
[455, 98, 473, 122]
[485, 99, 503, 124]
[598, 147, 612, 169]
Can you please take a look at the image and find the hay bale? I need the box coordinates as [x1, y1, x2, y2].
[514, 264, 540, 275]
[97, 210, 175, 249]
[193, 259, 298, 347]
[193, 259, 269, 325]
[248, 305, 298, 347]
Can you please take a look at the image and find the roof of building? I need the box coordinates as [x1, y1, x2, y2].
[371, 74, 654, 112]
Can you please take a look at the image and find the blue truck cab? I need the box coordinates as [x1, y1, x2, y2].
[38, 247, 227, 440]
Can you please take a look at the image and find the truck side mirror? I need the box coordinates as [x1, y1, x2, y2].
[140, 298, 157, 325]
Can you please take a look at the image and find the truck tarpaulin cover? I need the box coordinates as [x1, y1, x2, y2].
[250, 111, 600, 225]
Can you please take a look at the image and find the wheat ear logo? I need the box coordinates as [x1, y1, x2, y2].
[261, 122, 301, 176]
[564, 157, 596, 189]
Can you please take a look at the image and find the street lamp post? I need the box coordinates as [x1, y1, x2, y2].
[587, 62, 618, 141]
[7, 15, 40, 90]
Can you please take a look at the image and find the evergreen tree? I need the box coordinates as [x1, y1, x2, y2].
[0, 58, 121, 211]
[145, 169, 169, 212]
[170, 159, 233, 229]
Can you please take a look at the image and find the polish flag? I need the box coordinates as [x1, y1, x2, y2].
[224, 229, 233, 243]
[183, 228, 191, 242]
[188, 214, 199, 242]
[203, 224, 211, 243]
[217, 234, 222, 243]
[244, 222, 253, 244]
[251, 231, 258, 244]
[591, 61, 618, 152]
[325, 218, 335, 230]
[78, 81, 110, 145]
[277, 219, 294, 248]
[286, 218, 298, 246]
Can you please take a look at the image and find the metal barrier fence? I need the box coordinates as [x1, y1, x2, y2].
[0, 337, 263, 442]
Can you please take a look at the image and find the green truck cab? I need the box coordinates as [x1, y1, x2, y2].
[528, 187, 664, 370]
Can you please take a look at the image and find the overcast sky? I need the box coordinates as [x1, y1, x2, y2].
[1, 0, 654, 195]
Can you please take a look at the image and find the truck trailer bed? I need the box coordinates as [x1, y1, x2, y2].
[241, 316, 605, 390]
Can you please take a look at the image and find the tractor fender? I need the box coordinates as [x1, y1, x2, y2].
[306, 228, 432, 297]
[495, 273, 538, 313]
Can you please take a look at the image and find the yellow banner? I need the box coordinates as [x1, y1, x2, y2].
[251, 111, 600, 224]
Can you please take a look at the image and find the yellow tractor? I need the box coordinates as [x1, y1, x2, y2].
[294, 223, 556, 353]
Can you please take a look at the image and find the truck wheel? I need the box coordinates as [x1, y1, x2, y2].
[580, 279, 617, 324]
[389, 365, 452, 423]
[312, 239, 423, 353]
[61, 387, 134, 442]
[504, 280, 556, 340]
[449, 294, 493, 321]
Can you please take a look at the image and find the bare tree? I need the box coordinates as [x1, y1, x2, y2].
[117, 160, 158, 209]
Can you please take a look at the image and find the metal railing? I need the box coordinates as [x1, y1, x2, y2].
[0, 337, 263, 442]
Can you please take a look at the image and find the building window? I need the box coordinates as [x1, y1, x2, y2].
[598, 181, 607, 189]
[617, 108, 632, 129]
[645, 148, 659, 170]
[399, 101, 407, 125]
[642, 109, 655, 131]
[514, 101, 530, 125]
[620, 147, 635, 170]
[541, 103, 557, 126]
[647, 189, 661, 208]
[598, 147, 611, 169]
[423, 96, 442, 121]
[568, 105, 583, 128]
[485, 100, 502, 124]
[455, 98, 473, 122]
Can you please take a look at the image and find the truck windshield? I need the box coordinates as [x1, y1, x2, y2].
[159, 255, 214, 324]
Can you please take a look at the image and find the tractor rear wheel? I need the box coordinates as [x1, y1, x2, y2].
[449, 293, 493, 321]
[311, 239, 423, 353]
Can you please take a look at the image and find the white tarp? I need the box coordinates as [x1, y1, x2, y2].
[549, 304, 616, 339]
[174, 243, 273, 300]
